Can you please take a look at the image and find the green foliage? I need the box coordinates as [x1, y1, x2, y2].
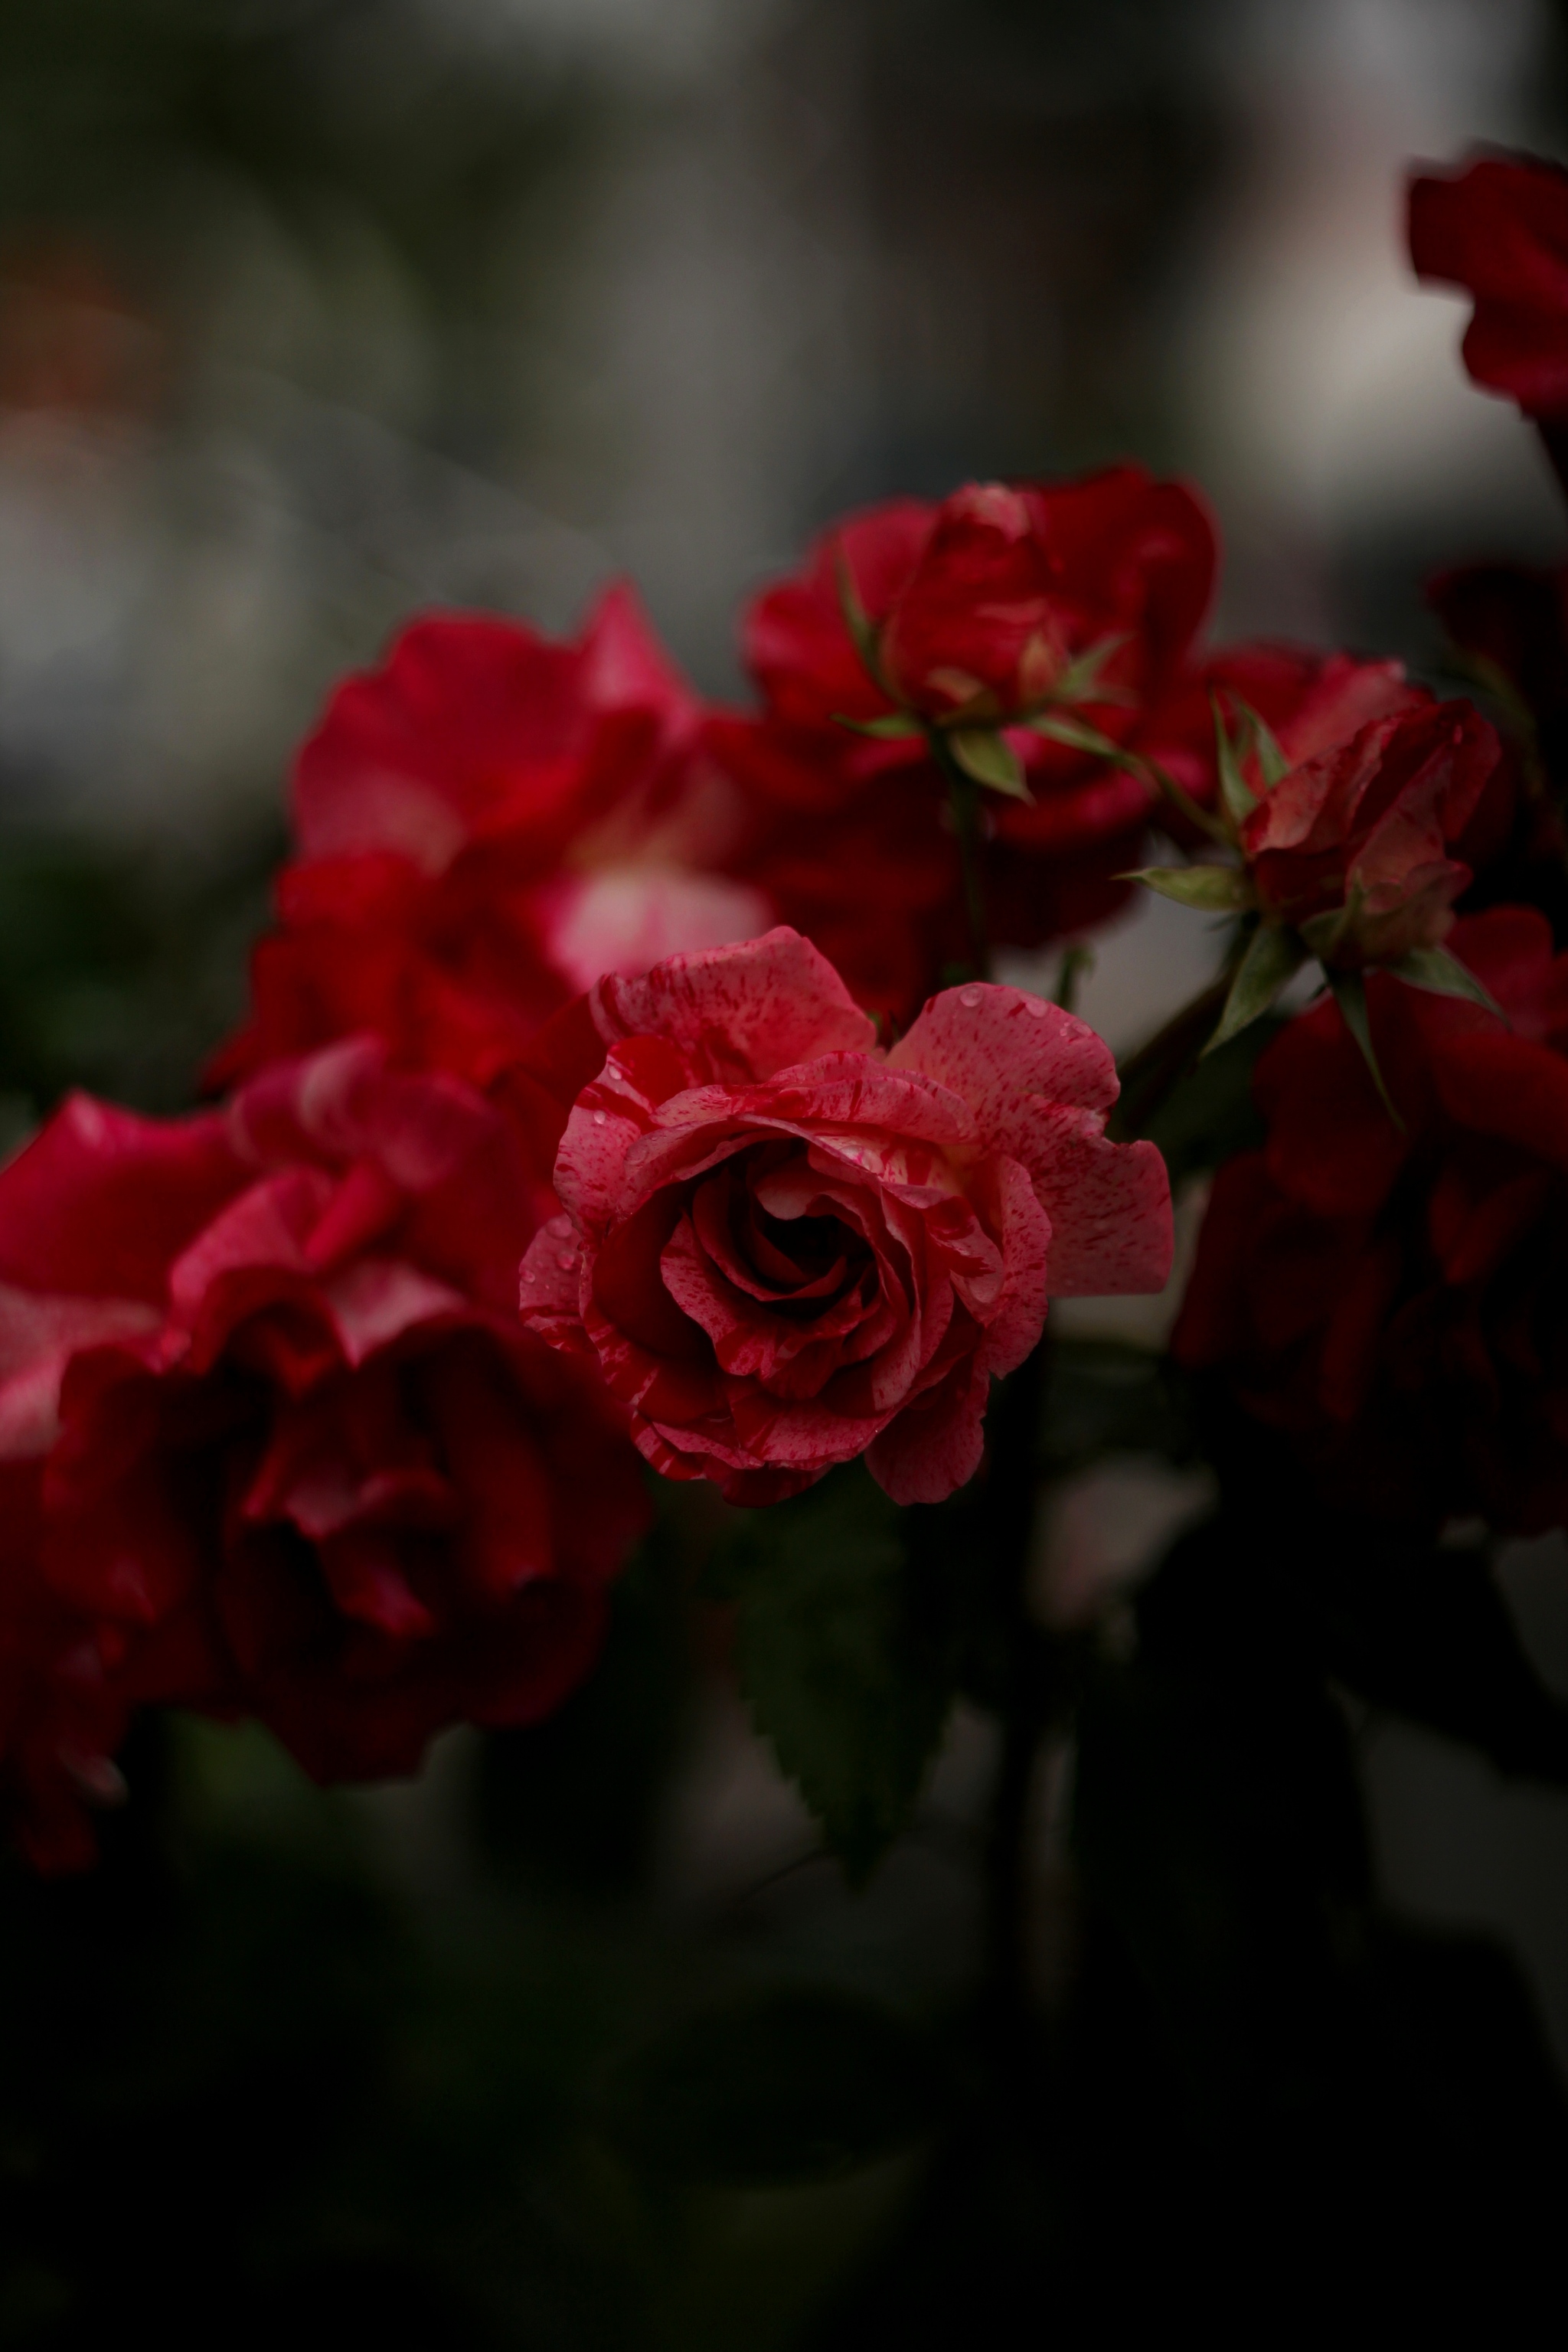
[709, 1468, 974, 1883]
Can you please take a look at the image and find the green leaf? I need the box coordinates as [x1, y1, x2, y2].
[710, 1467, 962, 1881]
[831, 710, 923, 740]
[1204, 923, 1307, 1055]
[1328, 969, 1404, 1129]
[1211, 697, 1258, 831]
[946, 726, 1031, 800]
[1388, 942, 1506, 1020]
[1125, 863, 1253, 913]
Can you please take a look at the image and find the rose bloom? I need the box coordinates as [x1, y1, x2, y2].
[1409, 151, 1568, 420]
[0, 1038, 648, 1860]
[214, 586, 769, 1092]
[1174, 907, 1568, 1532]
[520, 929, 1171, 1507]
[1234, 697, 1500, 965]
[708, 467, 1218, 1018]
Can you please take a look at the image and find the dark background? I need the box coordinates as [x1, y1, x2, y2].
[2, 3, 1567, 2342]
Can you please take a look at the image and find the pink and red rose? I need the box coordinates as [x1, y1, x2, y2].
[214, 586, 769, 1093]
[0, 1040, 648, 1864]
[1174, 907, 1568, 1532]
[520, 929, 1171, 1508]
[1409, 151, 1568, 421]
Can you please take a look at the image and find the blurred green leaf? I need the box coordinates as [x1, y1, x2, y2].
[710, 1468, 967, 1882]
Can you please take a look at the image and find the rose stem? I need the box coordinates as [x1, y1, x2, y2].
[927, 731, 993, 982]
[1106, 968, 1234, 1141]
[978, 1334, 1057, 2047]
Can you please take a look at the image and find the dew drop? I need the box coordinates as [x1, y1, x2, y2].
[959, 985, 982, 1008]
[1026, 995, 1049, 1017]
[521, 1268, 536, 1282]
[557, 1251, 577, 1269]
[593, 1109, 607, 1125]
[547, 1214, 571, 1236]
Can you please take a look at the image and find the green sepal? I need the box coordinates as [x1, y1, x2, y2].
[946, 727, 1031, 800]
[1237, 699, 1290, 788]
[1328, 969, 1405, 1129]
[835, 544, 884, 687]
[1125, 863, 1254, 913]
[831, 710, 923, 740]
[1212, 697, 1258, 831]
[1046, 630, 1130, 707]
[1387, 942, 1507, 1021]
[1029, 710, 1125, 760]
[1204, 922, 1307, 1056]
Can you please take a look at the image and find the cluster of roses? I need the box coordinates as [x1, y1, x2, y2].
[3, 142, 1568, 1870]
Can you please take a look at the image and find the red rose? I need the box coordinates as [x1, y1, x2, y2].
[1173, 906, 1568, 1531]
[709, 467, 1217, 1016]
[0, 1041, 648, 1858]
[1409, 151, 1568, 420]
[1236, 699, 1499, 966]
[214, 586, 769, 1091]
[520, 929, 1171, 1507]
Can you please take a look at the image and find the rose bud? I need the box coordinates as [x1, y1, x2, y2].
[520, 929, 1171, 1507]
[1240, 698, 1501, 969]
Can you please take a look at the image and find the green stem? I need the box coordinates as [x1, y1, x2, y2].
[978, 1338, 1055, 2041]
[927, 731, 992, 981]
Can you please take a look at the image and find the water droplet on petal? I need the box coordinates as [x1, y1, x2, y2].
[593, 1109, 607, 1125]
[547, 1214, 571, 1236]
[959, 985, 982, 1008]
[1026, 995, 1049, 1017]
[521, 1267, 536, 1282]
[557, 1251, 577, 1269]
